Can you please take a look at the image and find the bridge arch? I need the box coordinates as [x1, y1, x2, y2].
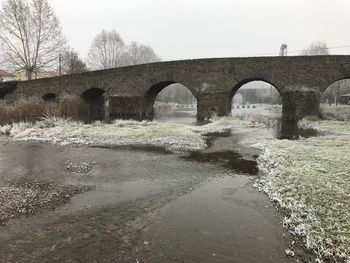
[230, 79, 282, 120]
[42, 93, 57, 102]
[321, 66, 350, 92]
[145, 81, 198, 120]
[230, 79, 282, 126]
[81, 87, 106, 122]
[320, 78, 350, 119]
[230, 78, 281, 102]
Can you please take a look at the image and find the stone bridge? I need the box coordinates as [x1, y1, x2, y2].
[1, 55, 350, 137]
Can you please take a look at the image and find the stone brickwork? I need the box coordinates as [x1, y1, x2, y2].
[1, 55, 350, 137]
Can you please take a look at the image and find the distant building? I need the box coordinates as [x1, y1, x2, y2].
[340, 93, 350, 105]
[15, 69, 59, 81]
[233, 87, 281, 105]
[0, 69, 15, 82]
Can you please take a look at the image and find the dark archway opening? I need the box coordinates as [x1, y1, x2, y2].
[146, 82, 197, 124]
[42, 93, 56, 102]
[81, 87, 106, 122]
[320, 79, 350, 121]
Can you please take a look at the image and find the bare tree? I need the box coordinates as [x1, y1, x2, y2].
[121, 42, 161, 66]
[300, 41, 329, 56]
[61, 48, 88, 75]
[87, 30, 125, 70]
[323, 80, 347, 105]
[0, 0, 66, 80]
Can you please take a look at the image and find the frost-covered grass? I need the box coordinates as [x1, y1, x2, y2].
[0, 118, 206, 152]
[0, 115, 276, 152]
[256, 120, 350, 262]
[232, 112, 279, 128]
[320, 104, 350, 121]
[299, 118, 350, 135]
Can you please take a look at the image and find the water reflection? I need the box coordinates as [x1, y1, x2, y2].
[181, 150, 258, 175]
[155, 105, 197, 125]
[155, 105, 321, 139]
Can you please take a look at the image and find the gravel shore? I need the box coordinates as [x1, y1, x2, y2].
[0, 178, 92, 226]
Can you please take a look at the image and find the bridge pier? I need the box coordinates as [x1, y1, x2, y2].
[295, 90, 321, 119]
[197, 92, 231, 120]
[280, 89, 321, 139]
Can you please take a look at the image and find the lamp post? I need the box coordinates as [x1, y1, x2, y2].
[59, 53, 62, 76]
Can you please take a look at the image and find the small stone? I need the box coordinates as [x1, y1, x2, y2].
[285, 249, 295, 257]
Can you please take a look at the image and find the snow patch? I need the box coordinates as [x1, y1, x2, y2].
[256, 129, 350, 262]
[0, 118, 235, 152]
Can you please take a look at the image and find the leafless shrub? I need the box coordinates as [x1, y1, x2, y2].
[56, 94, 88, 121]
[233, 112, 279, 128]
[320, 105, 350, 121]
[0, 95, 88, 125]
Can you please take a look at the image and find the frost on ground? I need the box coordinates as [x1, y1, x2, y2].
[0, 116, 274, 152]
[0, 179, 92, 226]
[210, 115, 279, 129]
[320, 104, 350, 121]
[299, 118, 350, 135]
[256, 120, 350, 262]
[0, 118, 206, 152]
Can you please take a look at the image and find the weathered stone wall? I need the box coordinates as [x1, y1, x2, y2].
[109, 96, 148, 120]
[1, 55, 350, 134]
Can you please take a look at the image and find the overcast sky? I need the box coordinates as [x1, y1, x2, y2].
[2, 0, 350, 61]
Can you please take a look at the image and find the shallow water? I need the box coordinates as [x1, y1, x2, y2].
[142, 176, 291, 263]
[154, 108, 198, 125]
[0, 114, 312, 262]
[139, 125, 302, 262]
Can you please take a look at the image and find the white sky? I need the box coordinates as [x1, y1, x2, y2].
[2, 0, 350, 60]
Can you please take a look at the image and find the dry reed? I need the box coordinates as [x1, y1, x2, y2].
[0, 94, 88, 125]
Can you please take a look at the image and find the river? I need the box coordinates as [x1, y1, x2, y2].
[0, 108, 312, 263]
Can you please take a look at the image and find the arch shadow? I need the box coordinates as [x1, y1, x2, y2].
[81, 87, 105, 101]
[42, 93, 57, 102]
[81, 87, 106, 122]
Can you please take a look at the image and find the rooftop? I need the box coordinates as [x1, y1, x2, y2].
[0, 69, 15, 78]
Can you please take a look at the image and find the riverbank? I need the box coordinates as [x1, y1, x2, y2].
[0, 116, 276, 152]
[0, 179, 92, 226]
[256, 119, 350, 262]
